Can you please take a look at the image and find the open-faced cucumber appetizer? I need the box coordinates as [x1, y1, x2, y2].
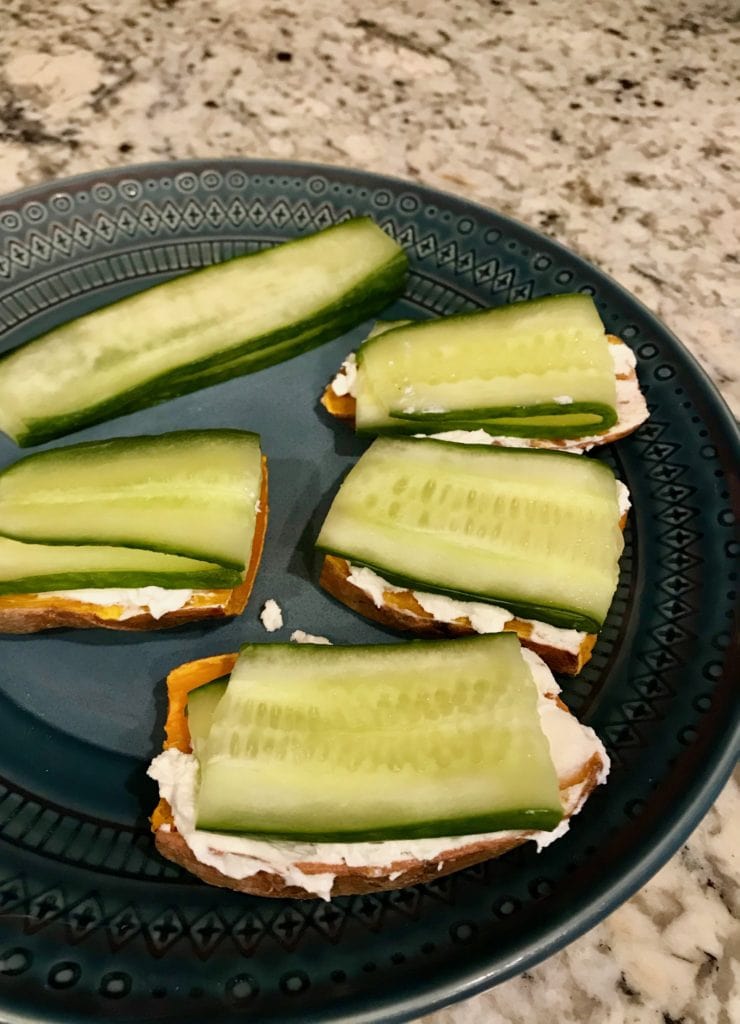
[321, 294, 649, 450]
[148, 635, 609, 899]
[0, 217, 407, 446]
[0, 429, 268, 632]
[317, 436, 630, 674]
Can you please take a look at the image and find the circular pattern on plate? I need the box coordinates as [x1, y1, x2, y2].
[0, 160, 736, 1024]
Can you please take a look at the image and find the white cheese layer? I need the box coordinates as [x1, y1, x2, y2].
[290, 629, 332, 645]
[44, 587, 193, 620]
[330, 353, 357, 397]
[148, 649, 609, 900]
[345, 564, 588, 655]
[259, 598, 283, 632]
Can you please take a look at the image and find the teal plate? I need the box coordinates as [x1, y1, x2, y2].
[0, 161, 737, 1023]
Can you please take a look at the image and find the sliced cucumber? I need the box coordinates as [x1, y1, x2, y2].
[195, 635, 562, 840]
[0, 430, 262, 569]
[163, 296, 404, 398]
[317, 436, 623, 632]
[355, 294, 618, 438]
[187, 677, 228, 756]
[0, 218, 407, 446]
[0, 536, 239, 595]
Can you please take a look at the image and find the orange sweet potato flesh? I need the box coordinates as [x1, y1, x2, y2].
[163, 653, 238, 753]
[151, 652, 236, 832]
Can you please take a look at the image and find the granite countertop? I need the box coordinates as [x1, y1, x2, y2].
[0, 1, 737, 1021]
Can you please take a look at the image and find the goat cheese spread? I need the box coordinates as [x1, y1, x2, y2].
[290, 629, 332, 645]
[330, 353, 357, 397]
[44, 587, 193, 620]
[345, 564, 588, 656]
[259, 598, 283, 632]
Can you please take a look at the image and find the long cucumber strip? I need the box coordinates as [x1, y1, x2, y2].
[159, 293, 398, 399]
[0, 218, 407, 446]
[0, 430, 262, 569]
[0, 536, 240, 595]
[195, 636, 562, 840]
[317, 437, 623, 632]
[355, 294, 618, 437]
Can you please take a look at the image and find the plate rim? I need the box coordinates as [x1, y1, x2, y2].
[0, 158, 737, 1024]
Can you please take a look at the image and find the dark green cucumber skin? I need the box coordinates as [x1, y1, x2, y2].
[198, 807, 562, 842]
[0, 566, 240, 596]
[384, 401, 618, 439]
[7, 247, 408, 448]
[161, 291, 399, 400]
[318, 437, 617, 633]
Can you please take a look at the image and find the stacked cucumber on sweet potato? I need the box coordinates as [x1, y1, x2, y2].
[0, 430, 268, 632]
[322, 294, 648, 450]
[316, 436, 628, 674]
[315, 291, 646, 675]
[149, 635, 609, 899]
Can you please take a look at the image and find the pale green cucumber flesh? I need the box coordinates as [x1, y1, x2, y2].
[317, 436, 623, 632]
[0, 218, 407, 446]
[355, 294, 618, 438]
[0, 536, 240, 595]
[0, 430, 262, 569]
[160, 293, 402, 399]
[186, 678, 228, 756]
[195, 636, 563, 839]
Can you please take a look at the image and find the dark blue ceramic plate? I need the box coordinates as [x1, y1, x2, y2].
[0, 161, 737, 1023]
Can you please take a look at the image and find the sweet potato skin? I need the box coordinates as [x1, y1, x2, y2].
[154, 827, 534, 898]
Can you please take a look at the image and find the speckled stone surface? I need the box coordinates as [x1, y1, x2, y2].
[0, 1, 738, 1021]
